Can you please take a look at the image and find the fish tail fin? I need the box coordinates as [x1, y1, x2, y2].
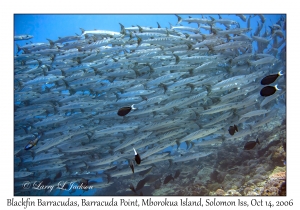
[146, 63, 154, 74]
[185, 141, 191, 150]
[175, 14, 182, 25]
[168, 159, 173, 168]
[68, 88, 76, 95]
[188, 68, 194, 75]
[132, 69, 140, 78]
[183, 33, 190, 39]
[65, 165, 70, 173]
[169, 22, 174, 29]
[165, 28, 170, 36]
[16, 43, 22, 53]
[79, 28, 85, 35]
[205, 44, 215, 53]
[238, 116, 243, 122]
[46, 39, 55, 48]
[204, 85, 212, 94]
[15, 78, 24, 89]
[157, 22, 161, 28]
[246, 59, 252, 66]
[186, 83, 195, 93]
[62, 79, 70, 88]
[104, 172, 111, 183]
[42, 64, 49, 76]
[278, 70, 284, 76]
[158, 83, 168, 94]
[137, 25, 143, 33]
[128, 31, 134, 41]
[175, 140, 181, 150]
[194, 121, 202, 129]
[209, 16, 215, 21]
[234, 124, 238, 132]
[119, 23, 126, 35]
[83, 161, 89, 169]
[256, 138, 260, 144]
[190, 141, 195, 150]
[173, 54, 180, 64]
[113, 92, 120, 101]
[137, 36, 142, 47]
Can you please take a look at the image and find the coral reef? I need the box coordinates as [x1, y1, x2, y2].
[97, 123, 286, 197]
[225, 189, 242, 196]
[215, 189, 225, 196]
[261, 168, 286, 196]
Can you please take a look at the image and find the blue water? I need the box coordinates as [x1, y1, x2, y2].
[14, 14, 284, 55]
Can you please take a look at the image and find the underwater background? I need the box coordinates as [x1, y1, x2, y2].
[14, 14, 286, 196]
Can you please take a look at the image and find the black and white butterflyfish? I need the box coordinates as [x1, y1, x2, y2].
[133, 148, 141, 164]
[228, 124, 238, 136]
[261, 71, 284, 85]
[117, 104, 137, 116]
[244, 138, 260, 150]
[24, 133, 43, 150]
[260, 85, 280, 97]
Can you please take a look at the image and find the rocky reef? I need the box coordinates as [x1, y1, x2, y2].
[96, 120, 286, 196]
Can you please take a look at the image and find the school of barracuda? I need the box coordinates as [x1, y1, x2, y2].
[14, 14, 286, 196]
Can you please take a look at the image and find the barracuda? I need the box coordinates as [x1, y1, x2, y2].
[146, 72, 187, 88]
[91, 80, 135, 92]
[16, 42, 52, 53]
[139, 118, 187, 132]
[14, 171, 34, 179]
[260, 90, 285, 108]
[35, 134, 72, 153]
[218, 27, 251, 35]
[31, 152, 64, 162]
[251, 111, 278, 129]
[115, 90, 155, 99]
[14, 14, 286, 196]
[141, 153, 172, 165]
[213, 41, 251, 51]
[14, 34, 34, 41]
[203, 111, 233, 127]
[200, 103, 238, 115]
[175, 14, 213, 26]
[107, 165, 152, 179]
[22, 75, 64, 86]
[170, 24, 200, 34]
[239, 109, 270, 121]
[248, 56, 278, 66]
[172, 151, 213, 163]
[140, 139, 176, 160]
[180, 123, 225, 143]
[192, 138, 223, 147]
[134, 95, 168, 109]
[140, 37, 190, 45]
[113, 131, 153, 152]
[94, 125, 138, 137]
[28, 163, 66, 171]
[80, 28, 122, 37]
[33, 115, 70, 128]
[219, 84, 260, 102]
